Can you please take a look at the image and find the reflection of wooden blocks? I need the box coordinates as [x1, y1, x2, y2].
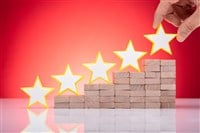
[161, 102, 175, 108]
[145, 72, 160, 78]
[130, 78, 145, 85]
[84, 84, 99, 91]
[161, 78, 176, 84]
[54, 95, 69, 103]
[69, 95, 85, 103]
[130, 96, 145, 103]
[85, 96, 100, 108]
[113, 78, 129, 84]
[130, 85, 145, 91]
[130, 102, 145, 108]
[100, 102, 115, 108]
[144, 59, 160, 66]
[161, 66, 176, 72]
[100, 89, 114, 96]
[99, 84, 114, 90]
[146, 91, 161, 96]
[161, 72, 176, 78]
[115, 84, 130, 90]
[145, 84, 161, 90]
[114, 72, 130, 78]
[146, 102, 160, 108]
[115, 90, 130, 96]
[144, 65, 160, 72]
[130, 72, 145, 78]
[115, 96, 130, 102]
[145, 97, 160, 102]
[115, 102, 130, 109]
[100, 97, 114, 102]
[70, 102, 85, 108]
[161, 60, 175, 66]
[130, 90, 145, 96]
[85, 90, 99, 96]
[161, 90, 176, 96]
[161, 84, 176, 91]
[160, 96, 175, 102]
[145, 78, 160, 84]
[54, 103, 69, 108]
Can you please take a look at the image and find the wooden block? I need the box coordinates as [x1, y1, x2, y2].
[100, 97, 114, 102]
[161, 78, 176, 84]
[146, 91, 161, 96]
[115, 84, 130, 90]
[130, 102, 145, 108]
[130, 96, 145, 103]
[69, 95, 85, 103]
[100, 89, 114, 96]
[70, 102, 85, 108]
[144, 59, 160, 66]
[115, 96, 130, 102]
[161, 90, 176, 96]
[146, 102, 160, 108]
[161, 72, 176, 78]
[54, 103, 69, 108]
[85, 96, 100, 108]
[130, 72, 145, 78]
[161, 66, 176, 72]
[144, 65, 160, 72]
[115, 90, 130, 96]
[115, 102, 130, 109]
[99, 84, 114, 90]
[145, 78, 160, 84]
[84, 84, 99, 91]
[145, 72, 160, 78]
[145, 84, 161, 90]
[161, 102, 176, 108]
[85, 96, 99, 103]
[145, 97, 160, 102]
[161, 84, 176, 91]
[113, 78, 129, 84]
[161, 60, 176, 66]
[54, 95, 69, 103]
[130, 85, 145, 91]
[160, 96, 175, 102]
[85, 90, 99, 96]
[130, 78, 145, 85]
[130, 90, 145, 96]
[113, 72, 130, 78]
[100, 102, 115, 108]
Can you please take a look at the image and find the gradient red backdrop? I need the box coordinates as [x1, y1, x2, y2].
[1, 0, 199, 98]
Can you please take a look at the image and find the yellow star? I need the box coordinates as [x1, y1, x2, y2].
[21, 76, 54, 108]
[83, 52, 115, 83]
[144, 24, 176, 55]
[114, 40, 147, 71]
[52, 65, 82, 95]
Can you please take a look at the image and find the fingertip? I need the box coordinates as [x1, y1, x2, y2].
[176, 35, 184, 42]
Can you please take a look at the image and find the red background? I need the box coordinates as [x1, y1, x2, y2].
[1, 0, 199, 98]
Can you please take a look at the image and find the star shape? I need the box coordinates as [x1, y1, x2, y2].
[21, 76, 54, 108]
[144, 24, 176, 55]
[21, 109, 53, 132]
[114, 40, 146, 71]
[83, 52, 115, 83]
[52, 65, 82, 95]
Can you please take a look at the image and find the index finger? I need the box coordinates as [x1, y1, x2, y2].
[153, 2, 172, 29]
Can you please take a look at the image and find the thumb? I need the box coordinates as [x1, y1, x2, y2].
[177, 8, 200, 42]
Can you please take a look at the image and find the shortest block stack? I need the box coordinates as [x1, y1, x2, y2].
[54, 59, 176, 109]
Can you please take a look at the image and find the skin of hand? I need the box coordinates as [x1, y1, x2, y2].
[153, 0, 200, 42]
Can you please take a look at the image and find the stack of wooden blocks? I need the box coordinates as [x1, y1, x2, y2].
[54, 59, 176, 109]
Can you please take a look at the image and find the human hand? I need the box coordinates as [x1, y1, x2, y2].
[153, 0, 200, 42]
